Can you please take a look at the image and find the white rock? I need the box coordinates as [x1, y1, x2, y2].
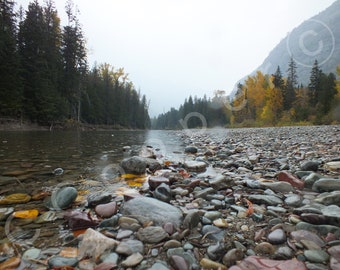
[78, 228, 119, 260]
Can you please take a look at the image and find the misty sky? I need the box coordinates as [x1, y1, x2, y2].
[16, 0, 336, 117]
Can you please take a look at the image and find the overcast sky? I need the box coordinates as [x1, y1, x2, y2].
[16, 0, 336, 117]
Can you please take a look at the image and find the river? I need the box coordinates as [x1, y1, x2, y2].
[0, 130, 191, 189]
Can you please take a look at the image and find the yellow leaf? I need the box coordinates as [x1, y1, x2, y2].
[13, 209, 39, 219]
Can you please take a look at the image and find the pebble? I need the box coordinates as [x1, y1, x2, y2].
[47, 186, 77, 210]
[94, 201, 117, 218]
[222, 248, 244, 267]
[136, 226, 168, 243]
[121, 252, 143, 267]
[115, 239, 144, 255]
[267, 229, 287, 245]
[200, 258, 227, 270]
[48, 256, 78, 268]
[304, 249, 330, 263]
[121, 197, 183, 228]
[254, 242, 276, 255]
[228, 256, 308, 270]
[277, 171, 304, 189]
[312, 178, 340, 192]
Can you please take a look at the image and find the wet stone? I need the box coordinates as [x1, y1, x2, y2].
[290, 230, 325, 247]
[312, 178, 340, 192]
[275, 246, 294, 259]
[267, 229, 286, 245]
[48, 256, 78, 268]
[87, 192, 112, 208]
[170, 255, 190, 270]
[297, 222, 340, 238]
[304, 173, 323, 188]
[115, 239, 144, 255]
[148, 262, 171, 270]
[300, 161, 319, 171]
[46, 186, 77, 210]
[325, 161, 340, 171]
[94, 201, 117, 218]
[254, 242, 275, 255]
[166, 247, 197, 266]
[182, 210, 200, 230]
[304, 250, 330, 263]
[154, 183, 171, 202]
[248, 194, 283, 206]
[184, 161, 207, 172]
[136, 226, 168, 243]
[78, 228, 119, 259]
[121, 197, 183, 228]
[200, 258, 227, 270]
[148, 176, 170, 190]
[201, 225, 224, 242]
[261, 181, 294, 193]
[207, 242, 225, 260]
[116, 229, 133, 240]
[22, 248, 41, 261]
[120, 156, 147, 174]
[121, 252, 143, 267]
[64, 210, 99, 230]
[277, 171, 304, 189]
[314, 191, 340, 206]
[100, 252, 119, 264]
[222, 248, 244, 267]
[285, 194, 303, 207]
[228, 256, 308, 270]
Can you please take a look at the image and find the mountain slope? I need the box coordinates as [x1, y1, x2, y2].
[235, 0, 340, 89]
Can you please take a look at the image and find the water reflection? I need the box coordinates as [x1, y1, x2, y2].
[0, 130, 188, 190]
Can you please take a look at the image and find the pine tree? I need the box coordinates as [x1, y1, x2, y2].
[308, 60, 322, 107]
[62, 0, 87, 122]
[272, 66, 284, 89]
[318, 72, 337, 114]
[0, 0, 22, 117]
[285, 57, 298, 110]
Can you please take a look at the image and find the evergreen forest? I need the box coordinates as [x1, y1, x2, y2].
[152, 59, 340, 129]
[0, 0, 150, 129]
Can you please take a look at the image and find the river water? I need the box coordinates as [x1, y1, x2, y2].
[0, 130, 190, 189]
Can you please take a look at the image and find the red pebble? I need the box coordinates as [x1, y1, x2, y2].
[277, 171, 304, 189]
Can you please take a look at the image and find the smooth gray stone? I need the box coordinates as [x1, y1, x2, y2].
[296, 222, 340, 237]
[121, 197, 183, 228]
[314, 191, 340, 206]
[48, 256, 78, 268]
[312, 178, 340, 192]
[304, 250, 330, 263]
[248, 194, 283, 206]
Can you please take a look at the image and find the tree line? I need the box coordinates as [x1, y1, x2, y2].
[0, 0, 150, 129]
[152, 59, 340, 129]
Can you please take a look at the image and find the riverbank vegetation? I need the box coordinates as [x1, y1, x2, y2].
[152, 60, 340, 129]
[0, 0, 150, 129]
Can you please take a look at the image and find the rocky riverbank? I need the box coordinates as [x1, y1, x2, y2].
[0, 125, 340, 269]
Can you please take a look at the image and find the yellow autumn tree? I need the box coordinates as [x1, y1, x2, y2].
[244, 71, 268, 122]
[260, 75, 283, 125]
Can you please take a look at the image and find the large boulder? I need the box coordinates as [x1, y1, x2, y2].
[120, 156, 161, 174]
[121, 197, 183, 228]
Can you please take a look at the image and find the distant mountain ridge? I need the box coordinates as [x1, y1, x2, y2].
[234, 0, 340, 90]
